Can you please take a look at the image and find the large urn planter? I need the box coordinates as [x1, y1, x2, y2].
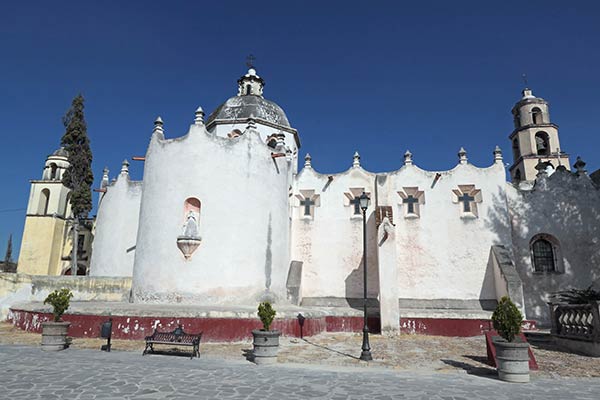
[252, 329, 281, 365]
[491, 296, 530, 383]
[495, 340, 530, 383]
[251, 301, 280, 365]
[41, 321, 71, 351]
[42, 288, 74, 352]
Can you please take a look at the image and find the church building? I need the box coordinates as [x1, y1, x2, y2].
[18, 67, 600, 331]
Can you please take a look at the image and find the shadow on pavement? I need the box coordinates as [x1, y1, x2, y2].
[441, 358, 498, 380]
[301, 338, 361, 360]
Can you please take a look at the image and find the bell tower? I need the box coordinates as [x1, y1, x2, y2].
[17, 148, 76, 275]
[508, 87, 570, 182]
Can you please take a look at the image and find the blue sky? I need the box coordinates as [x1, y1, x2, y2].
[2, 1, 600, 259]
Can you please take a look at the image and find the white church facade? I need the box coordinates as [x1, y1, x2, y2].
[17, 68, 600, 331]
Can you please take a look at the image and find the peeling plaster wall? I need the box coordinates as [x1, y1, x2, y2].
[292, 166, 379, 302]
[292, 158, 509, 306]
[90, 176, 142, 277]
[131, 124, 292, 305]
[508, 170, 600, 325]
[381, 161, 509, 301]
[0, 273, 131, 319]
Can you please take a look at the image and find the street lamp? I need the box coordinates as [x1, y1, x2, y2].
[359, 191, 373, 361]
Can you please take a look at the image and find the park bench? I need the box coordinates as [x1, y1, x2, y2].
[143, 324, 202, 359]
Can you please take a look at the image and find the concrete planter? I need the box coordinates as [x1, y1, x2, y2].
[41, 321, 71, 352]
[495, 340, 530, 383]
[252, 329, 280, 365]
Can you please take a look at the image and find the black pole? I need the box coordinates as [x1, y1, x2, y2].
[360, 207, 372, 361]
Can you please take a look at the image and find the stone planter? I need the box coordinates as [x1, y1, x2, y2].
[495, 339, 530, 383]
[41, 321, 71, 352]
[252, 329, 280, 365]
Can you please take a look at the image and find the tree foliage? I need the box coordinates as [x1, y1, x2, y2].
[492, 296, 523, 342]
[61, 94, 93, 218]
[4, 234, 12, 264]
[553, 285, 600, 304]
[257, 301, 276, 331]
[44, 289, 73, 322]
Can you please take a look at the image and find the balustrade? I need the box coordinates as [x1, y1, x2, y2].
[549, 301, 600, 342]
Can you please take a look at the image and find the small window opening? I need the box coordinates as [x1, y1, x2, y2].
[532, 107, 542, 125]
[246, 84, 251, 95]
[50, 163, 58, 180]
[512, 138, 520, 160]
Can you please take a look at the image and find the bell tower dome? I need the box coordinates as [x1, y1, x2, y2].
[508, 87, 570, 182]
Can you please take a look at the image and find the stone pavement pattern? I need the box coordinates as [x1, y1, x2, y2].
[1, 344, 600, 400]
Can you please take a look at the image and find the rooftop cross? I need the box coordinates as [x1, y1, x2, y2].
[246, 54, 256, 69]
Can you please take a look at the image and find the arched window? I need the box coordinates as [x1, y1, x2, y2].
[530, 234, 561, 273]
[535, 131, 550, 156]
[39, 189, 50, 215]
[512, 138, 520, 160]
[246, 84, 251, 95]
[49, 163, 58, 180]
[531, 107, 542, 125]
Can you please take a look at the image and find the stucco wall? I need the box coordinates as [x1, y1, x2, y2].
[292, 153, 509, 307]
[0, 273, 131, 319]
[131, 122, 293, 305]
[90, 174, 142, 277]
[292, 166, 379, 303]
[17, 216, 66, 275]
[508, 170, 600, 325]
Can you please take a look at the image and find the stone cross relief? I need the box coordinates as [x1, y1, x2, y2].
[452, 185, 482, 217]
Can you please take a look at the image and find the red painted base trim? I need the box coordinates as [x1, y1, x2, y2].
[8, 308, 536, 341]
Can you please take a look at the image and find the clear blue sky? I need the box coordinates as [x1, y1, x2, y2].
[2, 1, 599, 259]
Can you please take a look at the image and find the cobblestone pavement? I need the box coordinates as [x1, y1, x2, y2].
[1, 344, 600, 400]
[3, 322, 600, 378]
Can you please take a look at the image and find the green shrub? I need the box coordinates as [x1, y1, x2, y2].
[257, 301, 276, 331]
[43, 289, 73, 322]
[491, 296, 523, 342]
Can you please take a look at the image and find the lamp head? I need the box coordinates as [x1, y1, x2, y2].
[359, 192, 370, 211]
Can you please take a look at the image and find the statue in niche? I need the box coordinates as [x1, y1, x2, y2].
[182, 211, 199, 238]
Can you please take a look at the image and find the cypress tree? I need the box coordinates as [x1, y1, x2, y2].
[61, 94, 93, 275]
[4, 234, 12, 264]
[61, 94, 93, 218]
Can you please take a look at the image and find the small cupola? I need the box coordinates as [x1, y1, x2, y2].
[237, 67, 265, 97]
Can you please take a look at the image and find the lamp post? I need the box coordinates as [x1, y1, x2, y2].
[359, 191, 373, 361]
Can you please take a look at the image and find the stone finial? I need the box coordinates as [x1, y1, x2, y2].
[120, 159, 129, 175]
[353, 151, 361, 168]
[304, 153, 312, 168]
[458, 147, 468, 164]
[493, 145, 503, 162]
[153, 116, 164, 134]
[194, 106, 204, 125]
[403, 150, 413, 166]
[573, 156, 587, 175]
[522, 88, 535, 99]
[101, 167, 110, 188]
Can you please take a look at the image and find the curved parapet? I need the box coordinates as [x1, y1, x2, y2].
[131, 120, 293, 305]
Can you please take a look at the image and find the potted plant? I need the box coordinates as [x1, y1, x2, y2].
[251, 301, 280, 365]
[41, 288, 73, 351]
[491, 296, 530, 383]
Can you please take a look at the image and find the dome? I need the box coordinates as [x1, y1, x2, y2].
[206, 95, 291, 128]
[50, 147, 69, 158]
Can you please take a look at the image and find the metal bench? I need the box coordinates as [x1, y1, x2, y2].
[143, 325, 202, 359]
